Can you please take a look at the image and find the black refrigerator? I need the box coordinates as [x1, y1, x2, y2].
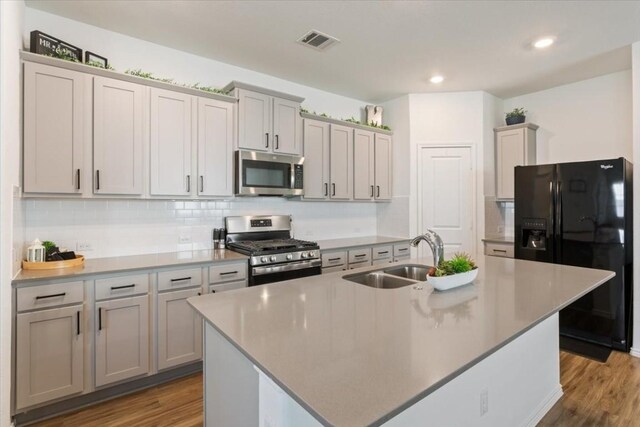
[514, 158, 633, 351]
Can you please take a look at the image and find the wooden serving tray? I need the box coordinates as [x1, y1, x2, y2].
[23, 255, 85, 270]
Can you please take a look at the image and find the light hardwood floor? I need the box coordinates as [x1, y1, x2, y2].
[31, 351, 640, 426]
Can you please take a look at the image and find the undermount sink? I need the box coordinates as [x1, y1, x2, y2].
[343, 264, 433, 289]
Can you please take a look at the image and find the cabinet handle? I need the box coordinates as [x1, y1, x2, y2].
[324, 183, 328, 196]
[398, 248, 408, 252]
[332, 183, 336, 196]
[377, 251, 389, 255]
[376, 185, 380, 198]
[328, 257, 341, 261]
[35, 292, 66, 300]
[211, 289, 217, 294]
[200, 176, 204, 192]
[197, 292, 201, 296]
[370, 185, 374, 197]
[76, 169, 81, 190]
[275, 134, 279, 149]
[354, 254, 367, 258]
[186, 175, 191, 192]
[492, 249, 507, 253]
[98, 307, 103, 331]
[76, 311, 81, 336]
[111, 284, 136, 290]
[170, 276, 192, 282]
[96, 170, 100, 190]
[219, 271, 238, 276]
[265, 133, 269, 148]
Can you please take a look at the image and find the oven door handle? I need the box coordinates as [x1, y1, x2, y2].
[252, 259, 322, 276]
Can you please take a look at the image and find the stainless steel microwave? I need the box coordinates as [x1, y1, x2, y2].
[235, 150, 304, 196]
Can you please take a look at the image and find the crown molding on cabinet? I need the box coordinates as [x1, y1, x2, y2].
[300, 112, 393, 135]
[222, 80, 305, 103]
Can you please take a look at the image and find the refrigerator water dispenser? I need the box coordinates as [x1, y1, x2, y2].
[521, 218, 547, 250]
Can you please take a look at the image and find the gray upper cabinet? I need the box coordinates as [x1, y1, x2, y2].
[225, 82, 304, 156]
[329, 124, 353, 200]
[23, 62, 84, 194]
[353, 129, 375, 200]
[374, 133, 392, 200]
[303, 119, 330, 199]
[149, 88, 193, 196]
[198, 97, 234, 197]
[495, 123, 538, 200]
[93, 76, 144, 195]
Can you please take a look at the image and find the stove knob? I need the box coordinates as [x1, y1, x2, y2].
[301, 253, 307, 259]
[307, 251, 315, 258]
[286, 254, 293, 260]
[260, 257, 267, 263]
[270, 255, 277, 262]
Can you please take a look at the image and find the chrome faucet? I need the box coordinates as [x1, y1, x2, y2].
[411, 229, 444, 267]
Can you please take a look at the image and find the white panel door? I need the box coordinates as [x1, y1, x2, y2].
[198, 97, 234, 197]
[150, 88, 193, 196]
[303, 119, 330, 199]
[95, 295, 149, 387]
[157, 288, 202, 370]
[15, 305, 83, 409]
[93, 77, 144, 195]
[273, 97, 302, 155]
[353, 129, 375, 200]
[374, 133, 392, 200]
[237, 89, 271, 151]
[329, 124, 353, 200]
[23, 62, 84, 194]
[420, 146, 473, 257]
[496, 128, 525, 200]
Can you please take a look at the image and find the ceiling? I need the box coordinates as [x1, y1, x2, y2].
[25, 0, 640, 102]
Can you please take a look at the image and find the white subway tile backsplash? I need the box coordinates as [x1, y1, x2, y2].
[24, 198, 377, 259]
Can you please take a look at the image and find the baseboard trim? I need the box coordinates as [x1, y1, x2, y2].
[630, 347, 640, 358]
[523, 385, 563, 427]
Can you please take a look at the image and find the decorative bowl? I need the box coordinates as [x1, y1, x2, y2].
[426, 268, 478, 291]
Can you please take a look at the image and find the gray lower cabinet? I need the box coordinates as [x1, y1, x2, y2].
[95, 294, 150, 387]
[15, 304, 84, 410]
[157, 287, 202, 371]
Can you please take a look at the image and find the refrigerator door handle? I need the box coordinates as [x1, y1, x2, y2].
[556, 180, 563, 261]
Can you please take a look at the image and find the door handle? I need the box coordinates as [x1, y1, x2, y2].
[98, 307, 103, 331]
[200, 176, 204, 192]
[376, 185, 380, 198]
[76, 169, 81, 190]
[332, 183, 336, 196]
[96, 170, 100, 190]
[186, 175, 191, 192]
[275, 134, 279, 149]
[76, 311, 81, 336]
[324, 183, 328, 196]
[370, 185, 374, 197]
[265, 133, 269, 148]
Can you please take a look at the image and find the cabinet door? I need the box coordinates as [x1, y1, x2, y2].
[16, 305, 83, 409]
[23, 62, 84, 194]
[353, 129, 375, 200]
[198, 98, 234, 197]
[496, 128, 525, 200]
[237, 89, 271, 151]
[157, 288, 202, 370]
[93, 76, 144, 195]
[95, 295, 149, 387]
[329, 124, 353, 200]
[303, 119, 330, 199]
[150, 88, 192, 196]
[273, 97, 302, 155]
[374, 133, 392, 200]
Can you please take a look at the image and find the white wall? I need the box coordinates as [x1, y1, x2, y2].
[504, 70, 633, 164]
[1, 1, 25, 425]
[631, 42, 640, 358]
[21, 7, 381, 258]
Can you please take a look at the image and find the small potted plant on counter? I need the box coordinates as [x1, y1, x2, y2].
[505, 107, 527, 125]
[426, 252, 478, 291]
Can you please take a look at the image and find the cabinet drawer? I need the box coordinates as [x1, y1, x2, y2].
[372, 259, 392, 267]
[209, 263, 247, 284]
[95, 273, 149, 301]
[372, 245, 392, 260]
[17, 281, 84, 312]
[209, 280, 247, 293]
[321, 251, 347, 267]
[348, 260, 372, 270]
[348, 248, 371, 263]
[484, 242, 514, 258]
[157, 267, 203, 291]
[393, 243, 411, 257]
[394, 255, 411, 263]
[322, 265, 347, 274]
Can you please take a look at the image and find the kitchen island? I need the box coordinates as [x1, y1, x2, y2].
[188, 256, 614, 426]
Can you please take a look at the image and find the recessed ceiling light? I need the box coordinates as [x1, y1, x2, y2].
[430, 75, 444, 84]
[533, 37, 555, 49]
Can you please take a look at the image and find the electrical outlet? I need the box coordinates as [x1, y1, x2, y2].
[480, 389, 489, 416]
[178, 235, 192, 244]
[76, 241, 93, 251]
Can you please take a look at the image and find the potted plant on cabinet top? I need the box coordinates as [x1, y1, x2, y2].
[505, 107, 526, 125]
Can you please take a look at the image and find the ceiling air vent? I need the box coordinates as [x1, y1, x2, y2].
[297, 30, 340, 51]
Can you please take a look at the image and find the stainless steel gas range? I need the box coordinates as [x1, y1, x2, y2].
[225, 215, 321, 286]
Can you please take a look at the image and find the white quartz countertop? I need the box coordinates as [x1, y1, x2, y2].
[316, 235, 409, 251]
[13, 249, 248, 284]
[188, 256, 613, 426]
